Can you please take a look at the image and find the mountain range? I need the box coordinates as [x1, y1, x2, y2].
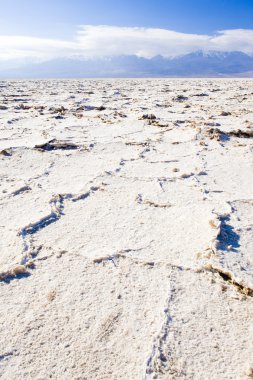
[1, 51, 253, 78]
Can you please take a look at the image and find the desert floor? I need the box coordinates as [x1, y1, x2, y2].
[0, 79, 253, 379]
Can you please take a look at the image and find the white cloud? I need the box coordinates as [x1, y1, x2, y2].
[0, 36, 78, 61]
[0, 26, 253, 63]
[76, 26, 209, 58]
[210, 29, 253, 54]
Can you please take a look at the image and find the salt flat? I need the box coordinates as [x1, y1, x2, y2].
[0, 78, 253, 380]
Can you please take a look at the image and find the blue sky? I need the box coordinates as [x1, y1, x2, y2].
[0, 0, 253, 38]
[0, 0, 253, 65]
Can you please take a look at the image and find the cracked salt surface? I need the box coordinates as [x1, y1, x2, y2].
[0, 79, 253, 379]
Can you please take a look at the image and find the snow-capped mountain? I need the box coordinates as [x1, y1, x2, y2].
[1, 51, 253, 78]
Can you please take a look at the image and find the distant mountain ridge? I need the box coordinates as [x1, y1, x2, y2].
[1, 51, 253, 78]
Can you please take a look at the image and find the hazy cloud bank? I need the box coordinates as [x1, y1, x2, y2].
[1, 26, 253, 63]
